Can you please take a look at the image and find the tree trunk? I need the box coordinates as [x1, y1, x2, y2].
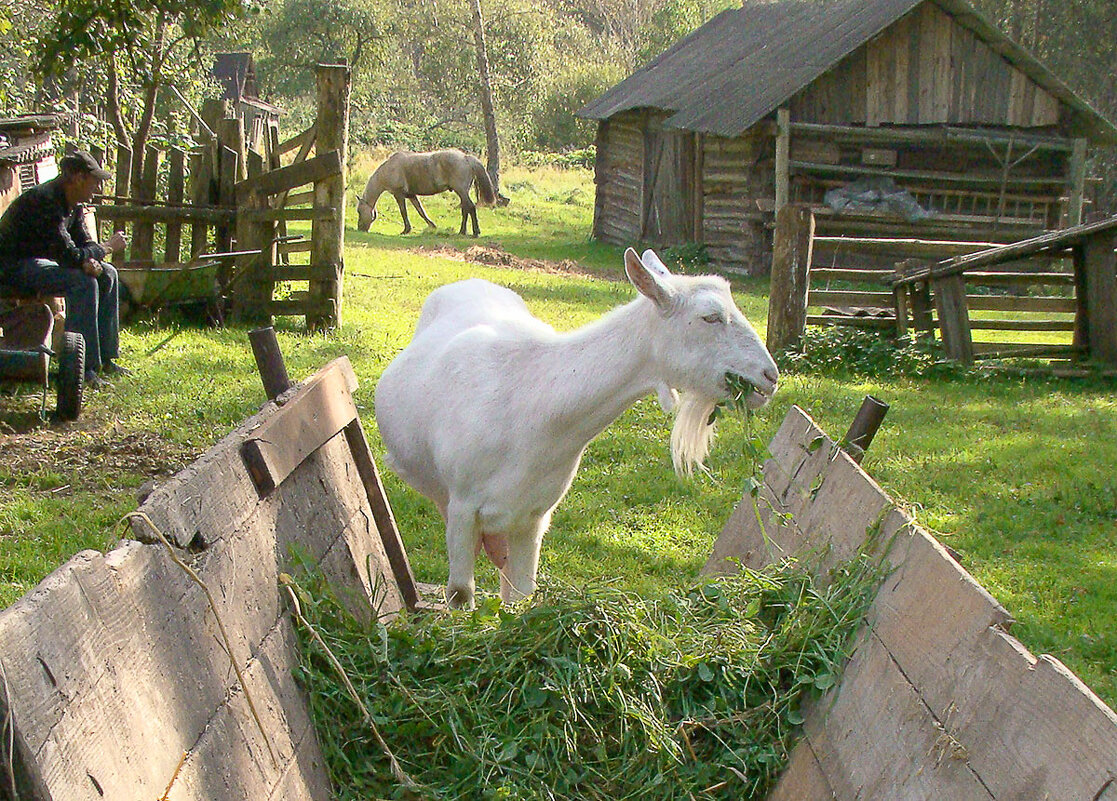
[469, 0, 501, 195]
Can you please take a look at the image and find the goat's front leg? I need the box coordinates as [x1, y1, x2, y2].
[445, 500, 482, 609]
[500, 514, 549, 604]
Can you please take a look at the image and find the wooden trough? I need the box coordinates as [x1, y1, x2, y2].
[0, 354, 418, 800]
[1, 350, 1115, 798]
[705, 405, 1117, 799]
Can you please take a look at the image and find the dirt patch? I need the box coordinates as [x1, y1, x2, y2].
[0, 398, 197, 491]
[411, 244, 600, 277]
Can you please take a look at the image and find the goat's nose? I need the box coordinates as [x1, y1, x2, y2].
[763, 366, 779, 387]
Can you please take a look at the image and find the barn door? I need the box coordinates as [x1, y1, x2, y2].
[642, 125, 696, 245]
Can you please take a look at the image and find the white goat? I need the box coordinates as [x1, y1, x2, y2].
[374, 248, 779, 608]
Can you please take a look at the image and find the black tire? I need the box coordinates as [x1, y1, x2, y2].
[56, 331, 85, 421]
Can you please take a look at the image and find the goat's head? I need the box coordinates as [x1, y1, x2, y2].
[625, 247, 779, 474]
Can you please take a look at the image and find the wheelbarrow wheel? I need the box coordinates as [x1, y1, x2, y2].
[56, 331, 85, 421]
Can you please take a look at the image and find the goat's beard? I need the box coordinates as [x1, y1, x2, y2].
[670, 391, 718, 477]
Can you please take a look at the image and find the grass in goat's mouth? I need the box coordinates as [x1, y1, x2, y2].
[709, 373, 759, 425]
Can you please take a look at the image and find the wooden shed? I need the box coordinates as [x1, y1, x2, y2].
[212, 52, 284, 155]
[578, 0, 1117, 274]
[0, 115, 60, 215]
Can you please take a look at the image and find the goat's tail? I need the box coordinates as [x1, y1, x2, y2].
[670, 392, 718, 477]
[469, 156, 497, 207]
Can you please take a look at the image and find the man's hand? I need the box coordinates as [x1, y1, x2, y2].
[82, 258, 104, 277]
[105, 231, 128, 254]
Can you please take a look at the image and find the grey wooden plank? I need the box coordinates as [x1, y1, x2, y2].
[805, 632, 994, 800]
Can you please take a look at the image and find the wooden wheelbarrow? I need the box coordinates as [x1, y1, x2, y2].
[0, 300, 85, 420]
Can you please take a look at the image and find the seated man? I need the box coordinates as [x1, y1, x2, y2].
[0, 150, 129, 386]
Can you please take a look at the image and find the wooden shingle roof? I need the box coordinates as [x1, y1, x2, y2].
[578, 0, 1117, 143]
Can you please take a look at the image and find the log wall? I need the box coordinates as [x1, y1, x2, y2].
[592, 112, 644, 246]
[793, 4, 1060, 129]
[705, 405, 1117, 800]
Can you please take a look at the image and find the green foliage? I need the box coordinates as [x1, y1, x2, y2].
[657, 242, 711, 274]
[291, 556, 881, 799]
[38, 0, 254, 76]
[777, 326, 955, 378]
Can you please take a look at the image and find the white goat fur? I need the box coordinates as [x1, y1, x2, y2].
[374, 248, 779, 607]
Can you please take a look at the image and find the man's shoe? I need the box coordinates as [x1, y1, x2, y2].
[84, 370, 103, 388]
[102, 361, 131, 378]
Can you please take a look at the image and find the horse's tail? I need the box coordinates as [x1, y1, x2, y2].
[468, 156, 497, 207]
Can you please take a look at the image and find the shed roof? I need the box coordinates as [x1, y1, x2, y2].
[578, 0, 1117, 144]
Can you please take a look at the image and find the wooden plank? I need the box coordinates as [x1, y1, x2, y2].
[277, 239, 313, 255]
[810, 290, 896, 307]
[968, 318, 1076, 332]
[344, 417, 420, 611]
[807, 314, 896, 329]
[241, 360, 359, 496]
[240, 206, 338, 223]
[769, 739, 836, 801]
[275, 123, 316, 157]
[94, 205, 235, 224]
[810, 268, 894, 283]
[131, 145, 160, 262]
[236, 149, 342, 198]
[1081, 230, 1117, 366]
[894, 215, 1117, 286]
[804, 632, 994, 799]
[934, 274, 974, 363]
[964, 295, 1076, 313]
[267, 263, 340, 283]
[164, 148, 185, 263]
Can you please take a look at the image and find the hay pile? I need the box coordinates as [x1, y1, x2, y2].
[291, 558, 879, 800]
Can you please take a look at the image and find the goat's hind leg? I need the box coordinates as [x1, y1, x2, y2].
[445, 500, 482, 609]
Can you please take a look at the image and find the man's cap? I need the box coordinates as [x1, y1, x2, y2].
[60, 150, 112, 181]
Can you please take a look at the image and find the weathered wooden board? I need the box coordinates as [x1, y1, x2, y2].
[0, 356, 412, 800]
[705, 404, 1117, 800]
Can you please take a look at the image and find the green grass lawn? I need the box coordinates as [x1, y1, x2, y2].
[2, 163, 1115, 711]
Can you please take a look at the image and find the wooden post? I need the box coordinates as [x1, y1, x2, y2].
[774, 106, 791, 215]
[1066, 138, 1087, 228]
[165, 147, 185, 263]
[248, 327, 291, 400]
[188, 149, 212, 259]
[310, 63, 351, 330]
[131, 145, 160, 263]
[1080, 229, 1117, 366]
[112, 145, 132, 269]
[842, 395, 890, 463]
[767, 203, 814, 353]
[933, 274, 974, 364]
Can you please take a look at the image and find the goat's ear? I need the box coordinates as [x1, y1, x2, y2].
[641, 249, 672, 277]
[625, 247, 675, 311]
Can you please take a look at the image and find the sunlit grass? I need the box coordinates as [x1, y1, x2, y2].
[1, 162, 1115, 713]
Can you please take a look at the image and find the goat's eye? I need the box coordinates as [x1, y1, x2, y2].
[702, 313, 723, 324]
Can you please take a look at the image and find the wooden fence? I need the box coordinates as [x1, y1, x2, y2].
[90, 64, 350, 329]
[705, 405, 1117, 800]
[767, 204, 1117, 370]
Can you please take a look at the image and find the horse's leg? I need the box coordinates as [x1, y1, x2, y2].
[499, 512, 550, 603]
[409, 196, 437, 229]
[393, 192, 412, 234]
[456, 191, 478, 236]
[445, 498, 482, 609]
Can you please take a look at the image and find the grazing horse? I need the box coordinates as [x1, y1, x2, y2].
[374, 248, 779, 608]
[356, 149, 497, 236]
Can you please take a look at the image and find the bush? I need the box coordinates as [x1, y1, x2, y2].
[778, 326, 957, 378]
